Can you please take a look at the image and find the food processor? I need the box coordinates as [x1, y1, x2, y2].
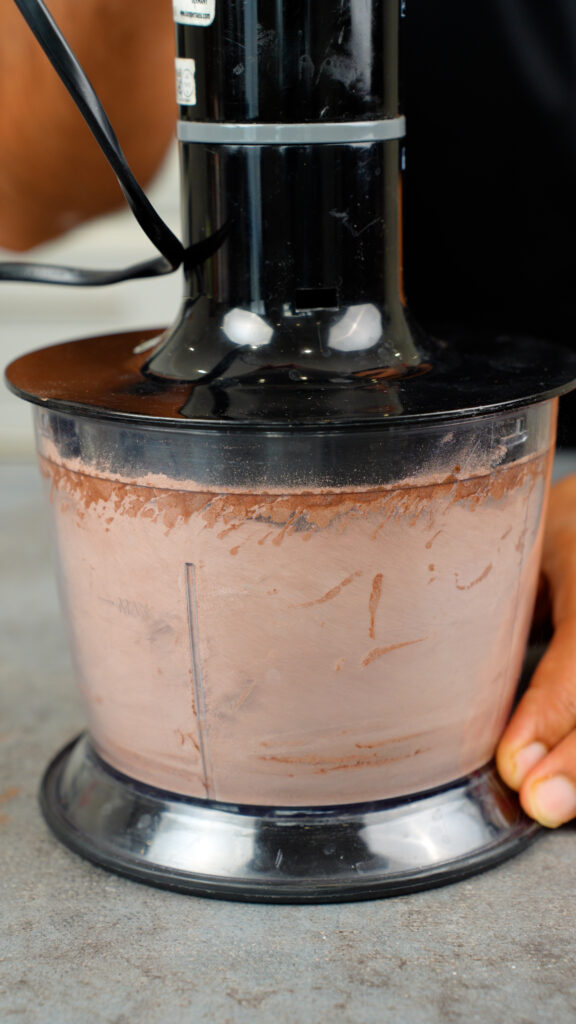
[5, 0, 576, 902]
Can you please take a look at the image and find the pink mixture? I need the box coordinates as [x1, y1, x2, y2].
[40, 446, 552, 807]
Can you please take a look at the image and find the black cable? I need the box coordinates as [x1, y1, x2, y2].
[0, 256, 178, 288]
[0, 0, 220, 286]
[0, 222, 231, 287]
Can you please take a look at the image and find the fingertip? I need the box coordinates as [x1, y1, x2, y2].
[496, 739, 548, 791]
[495, 743, 517, 791]
[521, 774, 576, 829]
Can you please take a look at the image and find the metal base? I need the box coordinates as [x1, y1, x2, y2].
[40, 734, 539, 904]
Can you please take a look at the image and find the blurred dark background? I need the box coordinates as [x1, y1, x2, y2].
[403, 0, 576, 445]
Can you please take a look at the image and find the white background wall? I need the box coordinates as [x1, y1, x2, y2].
[0, 144, 182, 459]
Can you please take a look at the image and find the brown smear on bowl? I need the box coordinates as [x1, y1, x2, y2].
[37, 446, 552, 806]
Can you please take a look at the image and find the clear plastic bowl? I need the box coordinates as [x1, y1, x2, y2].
[34, 399, 557, 807]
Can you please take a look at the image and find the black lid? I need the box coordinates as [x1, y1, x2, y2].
[6, 324, 576, 429]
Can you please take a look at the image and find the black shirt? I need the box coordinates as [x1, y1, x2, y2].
[403, 0, 576, 443]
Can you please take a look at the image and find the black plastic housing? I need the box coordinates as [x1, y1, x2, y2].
[176, 0, 402, 123]
[144, 0, 426, 420]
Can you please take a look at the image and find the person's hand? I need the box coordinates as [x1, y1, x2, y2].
[497, 473, 576, 827]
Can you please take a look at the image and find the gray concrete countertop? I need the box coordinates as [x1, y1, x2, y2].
[2, 461, 576, 1024]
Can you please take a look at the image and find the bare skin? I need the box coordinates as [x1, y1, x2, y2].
[2, 1, 576, 828]
[497, 475, 576, 828]
[0, 0, 175, 250]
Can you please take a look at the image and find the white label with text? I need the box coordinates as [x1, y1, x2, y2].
[173, 0, 215, 27]
[175, 58, 197, 105]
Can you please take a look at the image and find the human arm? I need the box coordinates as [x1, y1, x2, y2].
[0, 0, 175, 251]
[497, 473, 576, 826]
